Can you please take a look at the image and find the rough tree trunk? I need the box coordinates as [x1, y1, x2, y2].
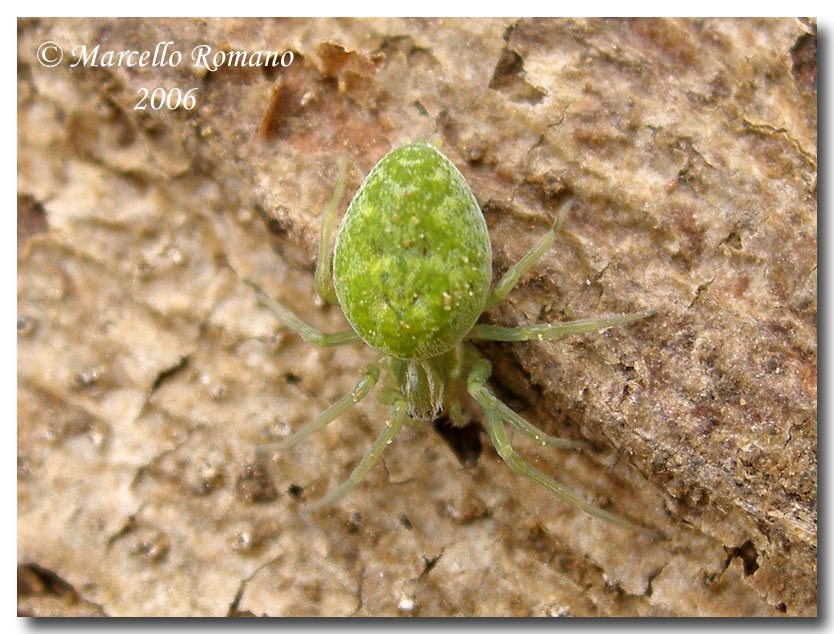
[18, 17, 816, 616]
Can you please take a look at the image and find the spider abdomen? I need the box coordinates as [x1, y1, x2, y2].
[333, 142, 492, 360]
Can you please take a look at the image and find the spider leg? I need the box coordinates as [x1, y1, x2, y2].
[258, 363, 379, 455]
[315, 153, 350, 305]
[246, 278, 361, 347]
[468, 310, 655, 342]
[467, 358, 661, 538]
[483, 198, 573, 312]
[468, 374, 588, 451]
[303, 393, 407, 513]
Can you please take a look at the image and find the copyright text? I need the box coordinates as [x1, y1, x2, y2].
[67, 41, 294, 71]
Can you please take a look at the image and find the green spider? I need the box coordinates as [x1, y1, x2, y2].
[250, 142, 656, 535]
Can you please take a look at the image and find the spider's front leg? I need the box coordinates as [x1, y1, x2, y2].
[303, 388, 407, 513]
[466, 356, 661, 538]
[257, 363, 380, 456]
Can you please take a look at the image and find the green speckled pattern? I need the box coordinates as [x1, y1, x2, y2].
[333, 143, 492, 359]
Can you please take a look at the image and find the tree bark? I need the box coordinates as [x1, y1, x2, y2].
[18, 17, 816, 616]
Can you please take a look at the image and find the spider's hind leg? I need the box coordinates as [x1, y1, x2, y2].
[483, 198, 573, 312]
[467, 310, 655, 343]
[315, 154, 350, 305]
